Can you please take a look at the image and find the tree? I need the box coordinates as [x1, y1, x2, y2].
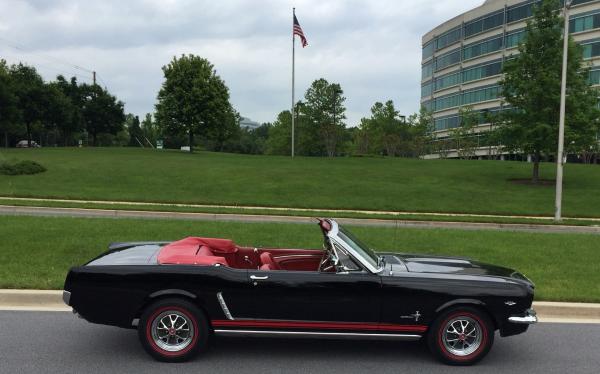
[9, 63, 46, 147]
[155, 54, 235, 153]
[450, 106, 479, 159]
[496, 0, 600, 182]
[359, 100, 410, 157]
[126, 114, 143, 147]
[303, 78, 346, 157]
[53, 75, 84, 145]
[0, 60, 20, 147]
[141, 113, 160, 147]
[41, 84, 75, 146]
[408, 106, 434, 158]
[204, 106, 240, 152]
[79, 84, 126, 146]
[265, 110, 292, 155]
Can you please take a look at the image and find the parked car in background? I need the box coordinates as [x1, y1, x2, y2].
[63, 219, 537, 365]
[16, 140, 41, 148]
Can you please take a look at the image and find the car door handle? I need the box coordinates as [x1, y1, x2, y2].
[250, 275, 269, 280]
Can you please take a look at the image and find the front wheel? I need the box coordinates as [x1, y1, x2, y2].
[138, 298, 209, 362]
[427, 306, 494, 365]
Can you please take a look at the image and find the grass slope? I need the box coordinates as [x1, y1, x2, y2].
[1, 215, 598, 302]
[1, 147, 600, 216]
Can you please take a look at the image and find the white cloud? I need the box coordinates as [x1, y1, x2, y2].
[0, 0, 483, 125]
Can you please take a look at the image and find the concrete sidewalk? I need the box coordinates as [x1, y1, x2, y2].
[2, 204, 600, 234]
[1, 289, 599, 323]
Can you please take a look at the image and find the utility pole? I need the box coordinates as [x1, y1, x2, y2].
[555, 0, 572, 222]
[93, 71, 96, 86]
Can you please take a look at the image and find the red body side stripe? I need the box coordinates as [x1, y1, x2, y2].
[212, 320, 427, 333]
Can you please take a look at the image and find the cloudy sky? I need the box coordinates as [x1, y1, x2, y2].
[0, 0, 483, 126]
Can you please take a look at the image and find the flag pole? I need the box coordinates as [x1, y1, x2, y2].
[291, 7, 296, 158]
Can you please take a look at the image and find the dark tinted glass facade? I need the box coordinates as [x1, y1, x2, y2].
[462, 61, 502, 83]
[435, 49, 461, 71]
[434, 71, 461, 91]
[582, 40, 600, 59]
[570, 11, 600, 33]
[435, 26, 462, 50]
[464, 10, 504, 38]
[421, 0, 600, 139]
[463, 36, 504, 60]
[423, 41, 435, 59]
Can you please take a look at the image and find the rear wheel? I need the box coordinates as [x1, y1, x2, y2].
[427, 306, 494, 365]
[138, 298, 209, 362]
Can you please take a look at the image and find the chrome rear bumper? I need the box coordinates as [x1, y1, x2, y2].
[62, 290, 71, 306]
[508, 308, 537, 324]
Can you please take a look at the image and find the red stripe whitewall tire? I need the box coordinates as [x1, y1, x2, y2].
[427, 306, 494, 366]
[138, 298, 209, 362]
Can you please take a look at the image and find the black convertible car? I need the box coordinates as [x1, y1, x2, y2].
[63, 219, 537, 365]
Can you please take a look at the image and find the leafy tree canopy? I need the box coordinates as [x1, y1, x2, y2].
[497, 0, 600, 181]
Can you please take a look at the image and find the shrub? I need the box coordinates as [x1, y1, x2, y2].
[0, 160, 47, 175]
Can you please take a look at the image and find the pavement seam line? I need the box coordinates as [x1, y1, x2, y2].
[3, 205, 600, 234]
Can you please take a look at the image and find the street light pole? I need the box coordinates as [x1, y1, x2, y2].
[555, 0, 572, 222]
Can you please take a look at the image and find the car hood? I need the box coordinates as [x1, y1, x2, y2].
[382, 253, 533, 286]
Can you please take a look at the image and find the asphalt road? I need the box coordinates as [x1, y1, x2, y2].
[1, 311, 598, 374]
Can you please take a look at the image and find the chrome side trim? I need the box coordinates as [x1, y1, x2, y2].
[216, 292, 234, 320]
[508, 308, 538, 324]
[214, 329, 422, 341]
[273, 254, 321, 260]
[62, 290, 71, 306]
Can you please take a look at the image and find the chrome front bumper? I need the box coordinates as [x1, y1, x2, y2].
[508, 308, 537, 324]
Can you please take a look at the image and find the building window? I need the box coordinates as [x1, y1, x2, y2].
[422, 61, 434, 80]
[434, 115, 460, 131]
[435, 49, 461, 71]
[506, 29, 527, 48]
[421, 81, 433, 97]
[434, 71, 461, 91]
[582, 41, 600, 59]
[462, 61, 503, 83]
[464, 10, 504, 38]
[572, 0, 597, 5]
[463, 36, 504, 60]
[462, 85, 500, 105]
[507, 1, 538, 23]
[589, 69, 600, 85]
[423, 41, 435, 59]
[434, 107, 503, 132]
[434, 93, 461, 111]
[436, 26, 462, 51]
[422, 100, 433, 112]
[570, 13, 600, 33]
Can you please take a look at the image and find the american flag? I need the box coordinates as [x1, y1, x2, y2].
[293, 15, 308, 47]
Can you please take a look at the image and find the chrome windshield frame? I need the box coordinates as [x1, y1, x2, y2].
[326, 220, 384, 274]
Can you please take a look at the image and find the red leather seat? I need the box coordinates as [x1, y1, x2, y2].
[158, 241, 229, 266]
[197, 246, 213, 257]
[260, 252, 281, 270]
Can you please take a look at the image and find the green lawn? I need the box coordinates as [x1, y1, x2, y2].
[1, 147, 600, 217]
[1, 215, 598, 302]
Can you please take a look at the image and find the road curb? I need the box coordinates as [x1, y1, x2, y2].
[1, 289, 599, 322]
[0, 289, 66, 310]
[2, 205, 600, 234]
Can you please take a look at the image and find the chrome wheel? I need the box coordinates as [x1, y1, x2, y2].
[151, 310, 195, 352]
[442, 316, 482, 357]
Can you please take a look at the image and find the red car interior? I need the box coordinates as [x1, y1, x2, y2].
[157, 236, 324, 271]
